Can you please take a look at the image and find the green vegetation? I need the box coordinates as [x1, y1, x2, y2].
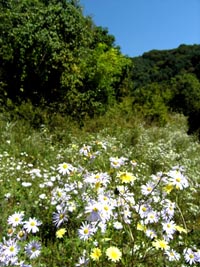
[0, 0, 130, 121]
[0, 0, 200, 266]
[129, 44, 200, 134]
[1, 1, 200, 133]
[0, 107, 200, 266]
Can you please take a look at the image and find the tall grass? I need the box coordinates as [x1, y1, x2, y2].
[0, 107, 199, 266]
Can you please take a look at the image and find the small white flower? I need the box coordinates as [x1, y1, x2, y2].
[141, 182, 155, 195]
[165, 249, 181, 261]
[39, 193, 47, 200]
[167, 170, 189, 190]
[162, 220, 176, 235]
[29, 168, 42, 178]
[145, 228, 157, 239]
[24, 217, 41, 233]
[78, 222, 96, 241]
[85, 201, 102, 222]
[3, 239, 19, 257]
[135, 203, 151, 218]
[184, 248, 197, 265]
[113, 221, 123, 230]
[58, 162, 74, 175]
[161, 199, 175, 220]
[52, 208, 68, 228]
[109, 157, 127, 169]
[76, 250, 89, 266]
[79, 145, 92, 157]
[145, 210, 159, 224]
[8, 211, 24, 227]
[21, 182, 32, 187]
[4, 193, 11, 199]
[25, 240, 41, 259]
[44, 181, 54, 187]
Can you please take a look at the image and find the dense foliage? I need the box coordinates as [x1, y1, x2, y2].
[0, 0, 130, 121]
[1, 0, 200, 133]
[129, 44, 200, 134]
[130, 44, 200, 88]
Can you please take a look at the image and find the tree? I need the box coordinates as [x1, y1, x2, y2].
[0, 0, 93, 103]
[132, 82, 172, 124]
[170, 73, 200, 114]
[170, 73, 200, 134]
[0, 0, 130, 121]
[63, 43, 131, 120]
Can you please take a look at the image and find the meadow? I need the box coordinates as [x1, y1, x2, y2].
[0, 107, 200, 267]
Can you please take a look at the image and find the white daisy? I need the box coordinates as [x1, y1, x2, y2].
[145, 210, 159, 224]
[162, 220, 176, 235]
[79, 144, 91, 155]
[25, 240, 41, 259]
[7, 211, 24, 227]
[165, 249, 181, 261]
[78, 222, 96, 241]
[23, 217, 41, 233]
[52, 208, 68, 228]
[3, 239, 19, 257]
[109, 157, 127, 169]
[57, 162, 74, 175]
[167, 170, 189, 190]
[141, 182, 155, 195]
[184, 248, 197, 265]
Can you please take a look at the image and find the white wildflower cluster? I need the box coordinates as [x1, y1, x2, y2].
[0, 212, 41, 266]
[1, 133, 199, 266]
[49, 139, 199, 266]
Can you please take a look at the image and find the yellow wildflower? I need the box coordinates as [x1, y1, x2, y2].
[56, 228, 66, 238]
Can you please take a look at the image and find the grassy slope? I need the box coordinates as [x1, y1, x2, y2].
[0, 106, 200, 266]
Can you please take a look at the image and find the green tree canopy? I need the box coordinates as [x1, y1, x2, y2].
[0, 0, 92, 102]
[0, 0, 130, 120]
[170, 73, 200, 115]
[129, 45, 200, 134]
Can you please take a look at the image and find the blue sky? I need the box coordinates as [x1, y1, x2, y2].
[80, 0, 200, 57]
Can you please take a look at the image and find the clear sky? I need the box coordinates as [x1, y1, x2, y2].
[80, 0, 200, 57]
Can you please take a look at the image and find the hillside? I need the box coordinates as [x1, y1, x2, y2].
[0, 2, 200, 266]
[0, 1, 200, 135]
[128, 44, 200, 135]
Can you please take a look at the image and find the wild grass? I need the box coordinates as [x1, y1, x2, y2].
[0, 107, 199, 266]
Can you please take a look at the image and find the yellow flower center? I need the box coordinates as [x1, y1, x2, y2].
[18, 231, 24, 237]
[9, 246, 15, 252]
[57, 191, 62, 197]
[63, 164, 68, 169]
[30, 221, 36, 227]
[93, 207, 98, 212]
[59, 214, 64, 219]
[7, 228, 13, 235]
[83, 228, 89, 234]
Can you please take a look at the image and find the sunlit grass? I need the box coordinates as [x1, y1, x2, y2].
[0, 111, 199, 266]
